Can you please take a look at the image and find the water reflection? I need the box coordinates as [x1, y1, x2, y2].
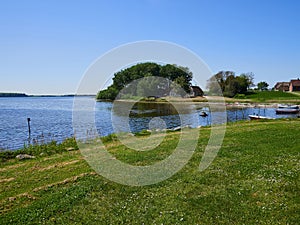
[109, 101, 199, 135]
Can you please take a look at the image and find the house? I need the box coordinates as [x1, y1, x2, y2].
[190, 86, 204, 97]
[289, 79, 300, 92]
[274, 82, 290, 91]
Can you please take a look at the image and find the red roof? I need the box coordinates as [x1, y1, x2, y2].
[290, 79, 300, 87]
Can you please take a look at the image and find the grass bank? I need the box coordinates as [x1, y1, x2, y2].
[233, 91, 300, 103]
[0, 120, 299, 224]
[103, 91, 300, 105]
[0, 138, 78, 162]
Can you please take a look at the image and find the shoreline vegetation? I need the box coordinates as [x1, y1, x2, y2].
[99, 90, 300, 104]
[0, 93, 28, 97]
[94, 62, 300, 104]
[0, 138, 79, 162]
[1, 92, 299, 104]
[0, 119, 299, 224]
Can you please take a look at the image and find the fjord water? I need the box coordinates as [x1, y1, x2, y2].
[0, 97, 297, 150]
[0, 97, 74, 150]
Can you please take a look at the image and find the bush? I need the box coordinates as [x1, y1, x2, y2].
[134, 129, 151, 136]
[234, 94, 246, 99]
[101, 134, 118, 143]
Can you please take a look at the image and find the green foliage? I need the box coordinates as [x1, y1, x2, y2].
[134, 129, 151, 136]
[136, 76, 164, 97]
[207, 71, 254, 97]
[96, 85, 119, 100]
[234, 93, 246, 99]
[257, 81, 269, 91]
[96, 62, 193, 100]
[0, 138, 78, 162]
[234, 91, 300, 101]
[100, 133, 118, 143]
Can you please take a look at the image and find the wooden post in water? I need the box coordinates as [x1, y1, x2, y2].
[27, 118, 31, 139]
[242, 108, 245, 119]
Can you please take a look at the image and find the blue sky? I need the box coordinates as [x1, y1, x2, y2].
[1, 0, 300, 95]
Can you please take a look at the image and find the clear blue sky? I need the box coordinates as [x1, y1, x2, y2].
[1, 0, 300, 95]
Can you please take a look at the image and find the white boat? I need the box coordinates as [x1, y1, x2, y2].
[249, 115, 274, 120]
[276, 104, 299, 114]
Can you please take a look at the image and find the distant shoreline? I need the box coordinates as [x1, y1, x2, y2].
[0, 93, 28, 97]
[0, 93, 95, 98]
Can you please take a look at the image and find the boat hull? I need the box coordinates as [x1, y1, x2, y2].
[276, 105, 299, 114]
[249, 115, 274, 120]
[275, 109, 300, 114]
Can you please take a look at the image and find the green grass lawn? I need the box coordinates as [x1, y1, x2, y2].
[234, 91, 300, 102]
[0, 120, 299, 224]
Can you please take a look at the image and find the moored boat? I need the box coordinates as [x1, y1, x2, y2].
[249, 115, 274, 120]
[275, 104, 299, 114]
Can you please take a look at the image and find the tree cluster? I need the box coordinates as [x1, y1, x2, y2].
[96, 62, 193, 100]
[257, 81, 269, 91]
[206, 71, 254, 97]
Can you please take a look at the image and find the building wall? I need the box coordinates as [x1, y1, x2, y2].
[290, 85, 300, 92]
[289, 79, 300, 92]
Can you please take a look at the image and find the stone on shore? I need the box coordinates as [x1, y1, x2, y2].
[16, 154, 36, 160]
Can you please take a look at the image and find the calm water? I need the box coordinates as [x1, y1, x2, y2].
[0, 97, 298, 150]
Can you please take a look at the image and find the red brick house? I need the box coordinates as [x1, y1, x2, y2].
[289, 79, 300, 92]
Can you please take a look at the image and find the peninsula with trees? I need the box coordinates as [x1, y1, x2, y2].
[96, 62, 194, 100]
[96, 63, 300, 103]
[96, 63, 257, 101]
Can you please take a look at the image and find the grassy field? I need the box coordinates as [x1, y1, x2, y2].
[0, 120, 299, 224]
[233, 91, 300, 103]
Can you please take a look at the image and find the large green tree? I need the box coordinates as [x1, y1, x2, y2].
[207, 71, 254, 97]
[257, 81, 269, 91]
[96, 62, 193, 100]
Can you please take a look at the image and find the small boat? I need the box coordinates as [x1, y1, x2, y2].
[249, 115, 274, 120]
[277, 104, 299, 109]
[275, 104, 299, 114]
[199, 111, 208, 117]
